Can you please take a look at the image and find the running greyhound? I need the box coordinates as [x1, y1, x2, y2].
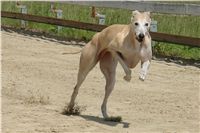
[67, 10, 152, 119]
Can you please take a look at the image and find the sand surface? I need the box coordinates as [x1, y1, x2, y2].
[1, 30, 199, 133]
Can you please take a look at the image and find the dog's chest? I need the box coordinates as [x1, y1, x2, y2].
[121, 42, 141, 68]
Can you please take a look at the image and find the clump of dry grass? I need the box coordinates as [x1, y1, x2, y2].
[25, 95, 50, 105]
[24, 90, 50, 105]
[105, 116, 122, 122]
[62, 103, 86, 115]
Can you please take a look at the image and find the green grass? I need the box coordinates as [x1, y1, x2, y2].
[1, 1, 200, 60]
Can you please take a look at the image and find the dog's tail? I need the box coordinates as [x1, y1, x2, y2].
[62, 50, 82, 55]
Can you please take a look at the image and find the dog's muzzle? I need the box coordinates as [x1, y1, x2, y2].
[136, 37, 143, 42]
[136, 33, 145, 42]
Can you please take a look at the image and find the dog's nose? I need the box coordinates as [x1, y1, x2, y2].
[138, 33, 144, 39]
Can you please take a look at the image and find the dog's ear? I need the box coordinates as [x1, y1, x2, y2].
[145, 11, 151, 17]
[131, 10, 140, 22]
[132, 10, 140, 16]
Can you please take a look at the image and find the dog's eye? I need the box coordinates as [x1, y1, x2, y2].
[135, 22, 139, 26]
[145, 23, 149, 26]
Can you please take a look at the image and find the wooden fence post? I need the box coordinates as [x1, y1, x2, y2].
[16, 5, 28, 28]
[150, 20, 158, 54]
[96, 13, 106, 25]
[56, 9, 63, 31]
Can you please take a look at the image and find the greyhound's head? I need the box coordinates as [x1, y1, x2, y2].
[131, 10, 151, 42]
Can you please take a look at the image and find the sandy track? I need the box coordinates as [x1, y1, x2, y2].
[1, 30, 199, 133]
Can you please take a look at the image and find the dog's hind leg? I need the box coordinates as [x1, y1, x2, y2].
[68, 42, 98, 110]
[100, 52, 118, 118]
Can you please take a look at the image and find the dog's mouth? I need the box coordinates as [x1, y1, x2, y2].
[135, 33, 144, 43]
[136, 37, 143, 43]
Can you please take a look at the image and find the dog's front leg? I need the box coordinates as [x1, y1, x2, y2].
[139, 60, 150, 81]
[139, 39, 152, 81]
[113, 52, 132, 82]
[109, 38, 132, 82]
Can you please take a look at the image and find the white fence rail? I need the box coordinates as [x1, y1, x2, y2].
[64, 1, 200, 16]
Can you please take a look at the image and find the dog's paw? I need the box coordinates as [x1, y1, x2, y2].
[123, 75, 131, 82]
[62, 103, 86, 116]
[139, 75, 145, 81]
[139, 70, 146, 81]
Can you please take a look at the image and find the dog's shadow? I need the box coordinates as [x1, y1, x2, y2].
[79, 114, 130, 128]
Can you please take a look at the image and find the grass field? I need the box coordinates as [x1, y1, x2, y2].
[2, 1, 200, 60]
